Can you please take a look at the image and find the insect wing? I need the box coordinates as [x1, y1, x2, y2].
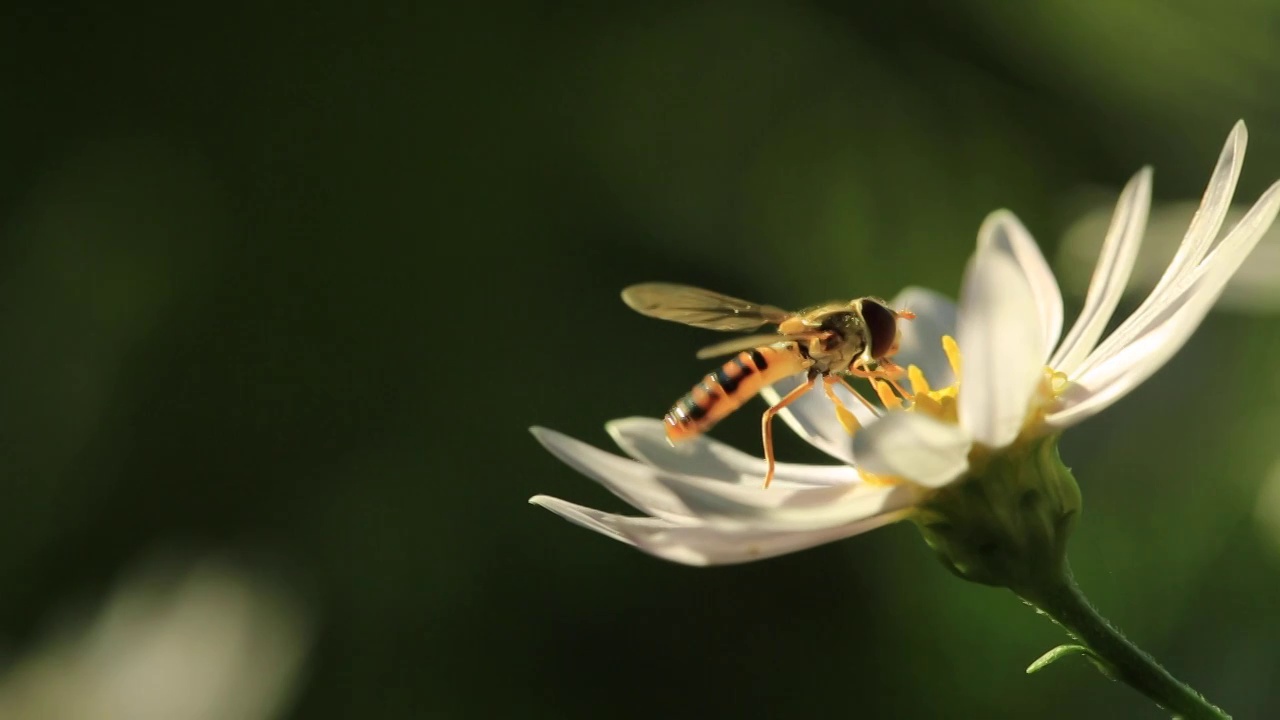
[693, 333, 795, 360]
[621, 283, 791, 331]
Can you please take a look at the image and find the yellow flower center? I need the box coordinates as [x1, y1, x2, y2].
[890, 334, 964, 426]
[853, 335, 1067, 486]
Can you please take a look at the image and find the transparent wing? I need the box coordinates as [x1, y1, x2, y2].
[621, 283, 792, 331]
[694, 334, 798, 360]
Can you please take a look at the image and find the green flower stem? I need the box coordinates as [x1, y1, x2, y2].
[914, 436, 1228, 718]
[1019, 570, 1229, 720]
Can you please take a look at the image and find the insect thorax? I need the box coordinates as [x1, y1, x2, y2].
[799, 307, 868, 374]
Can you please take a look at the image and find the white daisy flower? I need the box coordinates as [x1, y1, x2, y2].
[531, 120, 1280, 567]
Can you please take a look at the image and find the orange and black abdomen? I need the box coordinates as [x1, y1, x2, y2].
[664, 346, 807, 441]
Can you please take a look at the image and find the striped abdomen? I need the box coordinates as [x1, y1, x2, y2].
[664, 346, 807, 441]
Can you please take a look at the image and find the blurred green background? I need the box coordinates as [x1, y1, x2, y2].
[2, 1, 1280, 717]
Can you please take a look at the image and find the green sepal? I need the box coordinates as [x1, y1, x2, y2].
[911, 433, 1081, 593]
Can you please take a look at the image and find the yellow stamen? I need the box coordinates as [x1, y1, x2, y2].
[834, 405, 860, 436]
[823, 380, 862, 436]
[891, 337, 961, 424]
[858, 469, 903, 486]
[873, 380, 903, 410]
[942, 335, 962, 381]
[1017, 366, 1074, 440]
[1049, 369, 1069, 395]
[907, 364, 931, 395]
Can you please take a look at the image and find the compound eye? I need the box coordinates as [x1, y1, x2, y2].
[860, 299, 898, 359]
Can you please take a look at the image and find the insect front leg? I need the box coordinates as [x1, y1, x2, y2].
[850, 359, 911, 400]
[760, 372, 818, 489]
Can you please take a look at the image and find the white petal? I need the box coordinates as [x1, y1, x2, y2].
[888, 286, 958, 387]
[1049, 167, 1152, 375]
[530, 495, 906, 566]
[1060, 200, 1280, 315]
[758, 374, 871, 465]
[1043, 286, 1215, 430]
[1047, 179, 1280, 429]
[531, 427, 696, 521]
[1081, 179, 1280, 378]
[977, 210, 1063, 360]
[534, 427, 878, 524]
[1072, 121, 1247, 379]
[605, 417, 859, 487]
[1146, 121, 1247, 305]
[529, 495, 667, 544]
[654, 474, 919, 532]
[852, 412, 971, 488]
[629, 512, 907, 565]
[956, 218, 1047, 448]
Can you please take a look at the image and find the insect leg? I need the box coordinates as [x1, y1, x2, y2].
[834, 375, 880, 415]
[760, 374, 817, 489]
[850, 361, 912, 400]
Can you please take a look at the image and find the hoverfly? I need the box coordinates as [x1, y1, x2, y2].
[621, 283, 916, 488]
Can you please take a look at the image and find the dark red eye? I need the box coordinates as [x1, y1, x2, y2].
[861, 300, 897, 359]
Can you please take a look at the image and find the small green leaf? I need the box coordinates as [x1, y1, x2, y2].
[1027, 644, 1118, 681]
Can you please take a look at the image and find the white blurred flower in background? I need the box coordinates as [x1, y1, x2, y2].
[0, 556, 311, 720]
[1059, 193, 1280, 314]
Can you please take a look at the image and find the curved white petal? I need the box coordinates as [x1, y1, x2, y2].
[977, 210, 1063, 360]
[956, 220, 1046, 448]
[1047, 179, 1280, 429]
[534, 427, 877, 523]
[653, 474, 919, 532]
[889, 286, 958, 387]
[529, 495, 674, 544]
[758, 374, 871, 465]
[1073, 121, 1247, 379]
[529, 496, 907, 566]
[1050, 167, 1152, 375]
[1147, 120, 1248, 305]
[531, 427, 696, 521]
[851, 412, 970, 488]
[605, 417, 859, 487]
[1062, 200, 1280, 316]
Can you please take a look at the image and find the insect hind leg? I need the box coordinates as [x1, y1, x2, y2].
[760, 373, 818, 489]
